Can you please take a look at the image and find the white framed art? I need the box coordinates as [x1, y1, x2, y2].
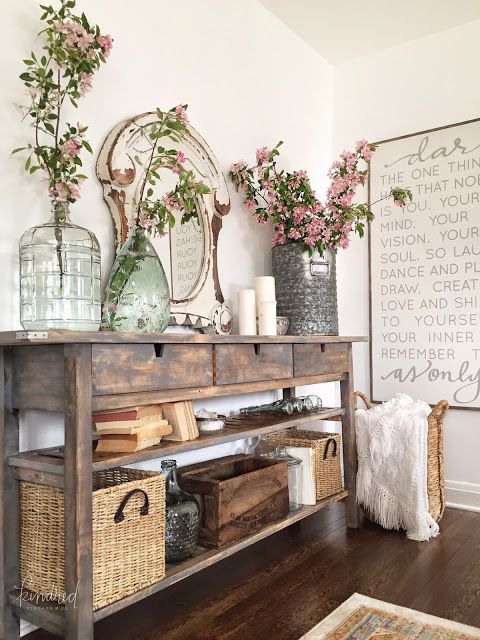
[369, 118, 480, 410]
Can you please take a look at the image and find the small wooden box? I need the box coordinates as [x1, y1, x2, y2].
[177, 454, 289, 548]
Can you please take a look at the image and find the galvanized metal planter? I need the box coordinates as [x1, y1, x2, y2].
[272, 243, 338, 336]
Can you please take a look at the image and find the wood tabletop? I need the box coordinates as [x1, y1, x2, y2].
[0, 330, 368, 346]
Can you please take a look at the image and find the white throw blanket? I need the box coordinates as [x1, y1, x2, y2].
[356, 393, 440, 541]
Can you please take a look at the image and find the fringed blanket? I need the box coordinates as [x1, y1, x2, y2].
[355, 393, 439, 541]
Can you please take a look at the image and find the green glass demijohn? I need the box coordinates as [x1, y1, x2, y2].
[104, 226, 171, 333]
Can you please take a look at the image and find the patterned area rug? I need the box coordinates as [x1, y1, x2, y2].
[300, 593, 480, 639]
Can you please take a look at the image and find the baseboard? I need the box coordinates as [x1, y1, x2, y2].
[445, 480, 480, 513]
[21, 620, 37, 636]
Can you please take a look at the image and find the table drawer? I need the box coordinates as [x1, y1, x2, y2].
[293, 343, 349, 377]
[92, 344, 213, 395]
[215, 344, 293, 385]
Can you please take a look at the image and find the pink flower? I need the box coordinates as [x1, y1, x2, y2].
[245, 199, 256, 209]
[288, 228, 302, 240]
[66, 32, 77, 46]
[177, 151, 185, 164]
[230, 161, 247, 181]
[339, 236, 350, 249]
[355, 139, 369, 153]
[255, 146, 269, 164]
[138, 209, 155, 230]
[48, 181, 81, 202]
[172, 165, 180, 174]
[175, 105, 188, 123]
[61, 139, 81, 158]
[97, 34, 113, 58]
[77, 33, 95, 50]
[28, 86, 42, 100]
[79, 72, 93, 96]
[107, 305, 118, 314]
[355, 139, 372, 161]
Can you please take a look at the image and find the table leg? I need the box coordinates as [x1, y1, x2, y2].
[0, 347, 20, 640]
[64, 344, 94, 640]
[340, 344, 363, 528]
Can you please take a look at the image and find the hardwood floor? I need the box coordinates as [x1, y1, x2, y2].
[27, 505, 480, 640]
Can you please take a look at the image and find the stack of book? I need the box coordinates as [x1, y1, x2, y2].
[94, 405, 173, 453]
[162, 401, 199, 442]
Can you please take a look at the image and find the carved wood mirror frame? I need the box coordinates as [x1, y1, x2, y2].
[96, 111, 232, 334]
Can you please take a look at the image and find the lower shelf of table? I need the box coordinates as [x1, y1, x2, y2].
[10, 489, 348, 631]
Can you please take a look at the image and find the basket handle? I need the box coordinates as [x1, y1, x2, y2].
[430, 399, 449, 421]
[323, 437, 338, 459]
[114, 488, 149, 523]
[354, 391, 371, 410]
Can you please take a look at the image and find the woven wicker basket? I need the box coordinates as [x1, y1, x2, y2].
[20, 468, 165, 611]
[267, 429, 343, 500]
[354, 391, 448, 522]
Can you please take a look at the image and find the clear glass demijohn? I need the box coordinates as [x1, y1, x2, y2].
[19, 200, 101, 331]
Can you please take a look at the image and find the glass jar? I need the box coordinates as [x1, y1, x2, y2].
[254, 434, 277, 458]
[19, 200, 101, 330]
[104, 226, 171, 333]
[270, 446, 303, 511]
[161, 460, 199, 563]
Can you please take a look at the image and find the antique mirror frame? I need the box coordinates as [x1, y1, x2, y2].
[96, 111, 232, 334]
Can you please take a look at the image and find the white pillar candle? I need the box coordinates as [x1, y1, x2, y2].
[238, 289, 257, 335]
[254, 276, 276, 315]
[258, 300, 277, 336]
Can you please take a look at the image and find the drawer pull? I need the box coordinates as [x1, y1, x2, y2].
[254, 344, 261, 356]
[321, 343, 326, 353]
[154, 344, 165, 358]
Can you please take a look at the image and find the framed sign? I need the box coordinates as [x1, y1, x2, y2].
[369, 118, 480, 410]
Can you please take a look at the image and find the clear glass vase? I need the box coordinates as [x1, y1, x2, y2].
[161, 460, 199, 563]
[269, 446, 303, 511]
[19, 200, 101, 331]
[104, 226, 171, 333]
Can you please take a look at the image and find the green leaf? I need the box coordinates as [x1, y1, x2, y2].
[44, 122, 55, 134]
[19, 73, 33, 82]
[82, 140, 92, 153]
[23, 59, 34, 66]
[11, 147, 27, 155]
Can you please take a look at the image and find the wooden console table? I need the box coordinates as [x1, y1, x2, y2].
[0, 331, 366, 639]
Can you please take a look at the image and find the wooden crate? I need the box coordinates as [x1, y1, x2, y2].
[177, 454, 289, 548]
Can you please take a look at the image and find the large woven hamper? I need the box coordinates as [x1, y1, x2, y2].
[20, 467, 165, 611]
[267, 429, 343, 500]
[354, 391, 447, 522]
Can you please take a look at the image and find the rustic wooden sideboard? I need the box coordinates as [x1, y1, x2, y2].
[0, 331, 366, 640]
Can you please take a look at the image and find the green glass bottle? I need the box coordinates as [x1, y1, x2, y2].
[104, 226, 171, 333]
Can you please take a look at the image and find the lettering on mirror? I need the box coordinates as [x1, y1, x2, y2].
[170, 217, 205, 301]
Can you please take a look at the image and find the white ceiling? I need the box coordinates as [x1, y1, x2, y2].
[259, 0, 480, 65]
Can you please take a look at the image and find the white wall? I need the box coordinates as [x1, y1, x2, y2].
[1, 0, 335, 449]
[0, 1, 334, 634]
[334, 19, 480, 510]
